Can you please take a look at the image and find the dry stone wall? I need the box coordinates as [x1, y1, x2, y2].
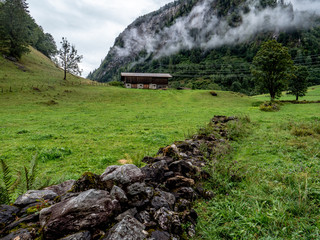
[0, 116, 236, 240]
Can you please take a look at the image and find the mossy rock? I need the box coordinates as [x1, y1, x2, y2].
[70, 172, 113, 192]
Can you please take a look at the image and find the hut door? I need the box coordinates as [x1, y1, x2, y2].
[143, 84, 149, 89]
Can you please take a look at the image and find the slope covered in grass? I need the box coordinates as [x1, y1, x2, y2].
[0, 47, 88, 90]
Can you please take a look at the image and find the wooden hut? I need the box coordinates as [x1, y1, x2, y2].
[121, 73, 172, 89]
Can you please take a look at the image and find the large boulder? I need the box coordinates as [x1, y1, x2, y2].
[40, 189, 120, 239]
[0, 205, 20, 228]
[101, 164, 144, 186]
[104, 215, 147, 240]
[14, 190, 58, 207]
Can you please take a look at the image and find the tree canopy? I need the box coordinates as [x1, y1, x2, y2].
[288, 65, 309, 101]
[251, 40, 293, 100]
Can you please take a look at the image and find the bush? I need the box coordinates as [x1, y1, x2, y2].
[259, 102, 280, 112]
[108, 81, 124, 87]
[210, 91, 218, 96]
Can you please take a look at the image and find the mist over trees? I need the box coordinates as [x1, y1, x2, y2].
[0, 0, 57, 59]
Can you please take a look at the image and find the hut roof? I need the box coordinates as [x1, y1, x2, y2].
[121, 73, 172, 78]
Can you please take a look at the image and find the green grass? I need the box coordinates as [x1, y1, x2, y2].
[1, 49, 320, 238]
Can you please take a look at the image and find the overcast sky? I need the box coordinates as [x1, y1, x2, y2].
[27, 0, 173, 77]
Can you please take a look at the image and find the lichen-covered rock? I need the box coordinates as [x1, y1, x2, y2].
[115, 208, 138, 222]
[104, 215, 147, 240]
[151, 190, 176, 210]
[1, 229, 33, 240]
[148, 230, 171, 240]
[14, 190, 58, 207]
[71, 172, 112, 192]
[45, 180, 75, 195]
[154, 207, 182, 234]
[110, 185, 128, 203]
[40, 189, 120, 239]
[169, 161, 198, 178]
[166, 176, 195, 189]
[101, 164, 144, 186]
[141, 160, 169, 185]
[0, 205, 19, 228]
[59, 231, 91, 240]
[126, 182, 146, 196]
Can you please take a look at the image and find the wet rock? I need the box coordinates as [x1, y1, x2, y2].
[126, 182, 146, 196]
[59, 231, 91, 240]
[45, 180, 75, 195]
[166, 176, 195, 189]
[115, 208, 138, 222]
[71, 172, 111, 192]
[101, 164, 144, 186]
[1, 229, 32, 240]
[110, 185, 128, 203]
[14, 190, 58, 208]
[0, 205, 19, 228]
[40, 189, 120, 239]
[104, 215, 147, 240]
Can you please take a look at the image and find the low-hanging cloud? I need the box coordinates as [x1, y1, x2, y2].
[115, 0, 320, 60]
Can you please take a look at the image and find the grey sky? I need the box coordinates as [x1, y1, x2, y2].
[27, 0, 173, 77]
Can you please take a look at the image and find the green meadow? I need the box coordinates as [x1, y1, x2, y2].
[1, 48, 320, 239]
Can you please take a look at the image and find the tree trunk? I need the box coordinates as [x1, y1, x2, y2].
[296, 95, 299, 101]
[64, 68, 67, 80]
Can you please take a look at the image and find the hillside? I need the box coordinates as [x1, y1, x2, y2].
[0, 47, 89, 91]
[88, 0, 320, 95]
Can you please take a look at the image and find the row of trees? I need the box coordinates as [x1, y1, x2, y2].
[0, 0, 83, 80]
[252, 40, 309, 101]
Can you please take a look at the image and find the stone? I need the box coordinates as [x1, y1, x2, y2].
[104, 215, 147, 240]
[14, 190, 58, 207]
[71, 172, 112, 192]
[174, 199, 191, 212]
[101, 164, 144, 186]
[158, 144, 180, 158]
[126, 182, 146, 196]
[154, 207, 181, 233]
[174, 187, 197, 201]
[45, 180, 75, 195]
[151, 190, 175, 210]
[110, 185, 128, 203]
[149, 230, 170, 240]
[166, 176, 195, 189]
[0, 205, 19, 228]
[135, 210, 151, 225]
[59, 231, 91, 240]
[169, 161, 198, 178]
[3, 213, 39, 233]
[40, 189, 120, 239]
[141, 160, 168, 184]
[115, 208, 138, 222]
[1, 229, 32, 240]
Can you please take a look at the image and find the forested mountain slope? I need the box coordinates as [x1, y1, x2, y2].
[89, 0, 320, 95]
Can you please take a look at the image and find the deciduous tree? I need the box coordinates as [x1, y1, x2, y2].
[288, 65, 309, 101]
[251, 40, 293, 100]
[57, 37, 83, 80]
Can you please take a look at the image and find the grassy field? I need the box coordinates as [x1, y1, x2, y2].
[1, 49, 320, 239]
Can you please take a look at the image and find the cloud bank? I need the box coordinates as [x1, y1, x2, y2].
[115, 0, 320, 59]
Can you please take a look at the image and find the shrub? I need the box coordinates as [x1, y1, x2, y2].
[259, 102, 280, 112]
[108, 81, 124, 87]
[210, 91, 218, 96]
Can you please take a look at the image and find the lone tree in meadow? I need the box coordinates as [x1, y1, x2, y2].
[288, 65, 309, 101]
[57, 37, 83, 80]
[251, 40, 293, 100]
